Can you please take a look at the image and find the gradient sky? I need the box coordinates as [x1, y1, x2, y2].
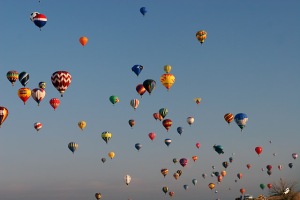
[0, 1, 299, 200]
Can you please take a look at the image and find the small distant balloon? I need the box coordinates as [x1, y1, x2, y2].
[140, 7, 147, 16]
[79, 36, 88, 46]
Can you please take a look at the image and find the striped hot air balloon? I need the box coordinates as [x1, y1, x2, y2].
[130, 99, 139, 110]
[34, 122, 43, 131]
[0, 107, 9, 128]
[6, 70, 19, 86]
[51, 71, 72, 97]
[33, 13, 47, 30]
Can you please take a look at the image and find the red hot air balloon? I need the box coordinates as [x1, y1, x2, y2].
[246, 164, 251, 169]
[224, 113, 234, 124]
[162, 119, 172, 131]
[237, 173, 243, 179]
[0, 106, 9, 128]
[267, 183, 272, 189]
[49, 98, 60, 110]
[51, 71, 72, 97]
[266, 165, 272, 171]
[255, 146, 263, 156]
[136, 84, 146, 98]
[148, 132, 156, 141]
[179, 158, 188, 167]
[196, 142, 200, 149]
[240, 188, 246, 195]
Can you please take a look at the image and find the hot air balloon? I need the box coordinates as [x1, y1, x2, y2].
[177, 127, 183, 135]
[267, 184, 272, 189]
[130, 99, 139, 110]
[224, 113, 234, 125]
[288, 163, 293, 168]
[140, 7, 147, 16]
[267, 170, 272, 176]
[208, 183, 215, 190]
[192, 156, 198, 162]
[136, 84, 146, 97]
[217, 175, 223, 183]
[179, 158, 188, 167]
[79, 36, 88, 46]
[19, 72, 29, 87]
[176, 170, 182, 176]
[6, 70, 19, 86]
[33, 13, 47, 30]
[124, 174, 131, 185]
[266, 165, 272, 171]
[148, 132, 156, 141]
[132, 65, 144, 77]
[278, 165, 282, 170]
[163, 65, 172, 73]
[173, 158, 178, 164]
[95, 193, 101, 200]
[214, 172, 220, 177]
[183, 185, 189, 190]
[187, 117, 194, 126]
[237, 173, 243, 179]
[246, 164, 252, 169]
[101, 158, 106, 163]
[128, 119, 135, 128]
[168, 191, 174, 197]
[135, 143, 142, 151]
[49, 98, 60, 110]
[0, 107, 9, 128]
[39, 81, 46, 89]
[160, 73, 175, 91]
[68, 142, 78, 154]
[153, 112, 163, 121]
[229, 157, 233, 163]
[78, 121, 86, 131]
[159, 108, 168, 119]
[162, 119, 172, 131]
[240, 188, 246, 195]
[173, 172, 179, 180]
[196, 142, 201, 149]
[222, 161, 229, 169]
[108, 151, 115, 159]
[161, 168, 168, 177]
[192, 179, 197, 185]
[202, 173, 207, 179]
[31, 88, 46, 106]
[164, 138, 171, 147]
[101, 131, 112, 144]
[162, 186, 168, 194]
[109, 95, 119, 105]
[292, 153, 298, 160]
[51, 71, 72, 97]
[196, 30, 207, 45]
[18, 88, 31, 105]
[221, 170, 227, 177]
[234, 113, 248, 131]
[255, 146, 263, 156]
[34, 122, 42, 131]
[30, 12, 40, 21]
[213, 144, 224, 154]
[143, 79, 156, 94]
[194, 97, 201, 105]
[260, 184, 265, 190]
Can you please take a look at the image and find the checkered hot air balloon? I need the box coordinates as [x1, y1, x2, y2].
[51, 71, 72, 97]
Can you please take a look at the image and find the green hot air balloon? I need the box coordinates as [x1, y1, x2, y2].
[260, 183, 265, 190]
[159, 108, 168, 119]
[109, 95, 119, 105]
[143, 79, 156, 94]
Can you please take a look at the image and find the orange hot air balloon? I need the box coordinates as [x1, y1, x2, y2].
[217, 175, 223, 183]
[240, 188, 246, 195]
[49, 98, 60, 110]
[221, 170, 227, 177]
[267, 183, 272, 189]
[160, 73, 175, 91]
[162, 119, 172, 131]
[168, 191, 174, 197]
[18, 88, 31, 105]
[192, 156, 198, 162]
[224, 113, 234, 124]
[79, 36, 88, 46]
[161, 168, 168, 177]
[208, 183, 215, 190]
[237, 173, 243, 179]
[196, 30, 207, 45]
[0, 106, 9, 128]
[136, 84, 146, 97]
[108, 151, 115, 159]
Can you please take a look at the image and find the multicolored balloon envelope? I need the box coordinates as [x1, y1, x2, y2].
[0, 107, 9, 128]
[33, 13, 47, 30]
[196, 30, 207, 45]
[68, 142, 78, 154]
[6, 70, 19, 86]
[234, 113, 248, 131]
[34, 122, 42, 131]
[132, 65, 143, 76]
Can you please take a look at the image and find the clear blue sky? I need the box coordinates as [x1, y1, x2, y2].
[0, 1, 299, 200]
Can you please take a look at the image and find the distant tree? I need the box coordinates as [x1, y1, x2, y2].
[267, 178, 299, 200]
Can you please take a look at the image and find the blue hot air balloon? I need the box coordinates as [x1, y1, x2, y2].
[213, 144, 224, 154]
[132, 65, 143, 76]
[135, 143, 142, 151]
[234, 113, 248, 131]
[140, 7, 147, 16]
[183, 184, 189, 190]
[165, 139, 171, 147]
[33, 13, 47, 30]
[68, 142, 78, 154]
[19, 71, 30, 87]
[177, 127, 183, 135]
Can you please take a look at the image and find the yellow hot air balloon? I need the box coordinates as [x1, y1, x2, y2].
[208, 183, 215, 190]
[196, 30, 207, 45]
[194, 98, 202, 105]
[160, 74, 175, 91]
[18, 88, 31, 105]
[78, 121, 86, 131]
[164, 65, 172, 73]
[0, 106, 9, 128]
[108, 151, 115, 159]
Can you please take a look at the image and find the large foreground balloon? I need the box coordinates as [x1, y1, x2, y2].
[49, 98, 60, 110]
[0, 107, 9, 128]
[160, 73, 175, 91]
[68, 142, 78, 154]
[196, 30, 207, 45]
[132, 65, 143, 76]
[79, 36, 88, 46]
[51, 71, 72, 97]
[234, 113, 248, 131]
[101, 131, 112, 144]
[18, 88, 31, 105]
[7, 70, 19, 86]
[143, 79, 156, 94]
